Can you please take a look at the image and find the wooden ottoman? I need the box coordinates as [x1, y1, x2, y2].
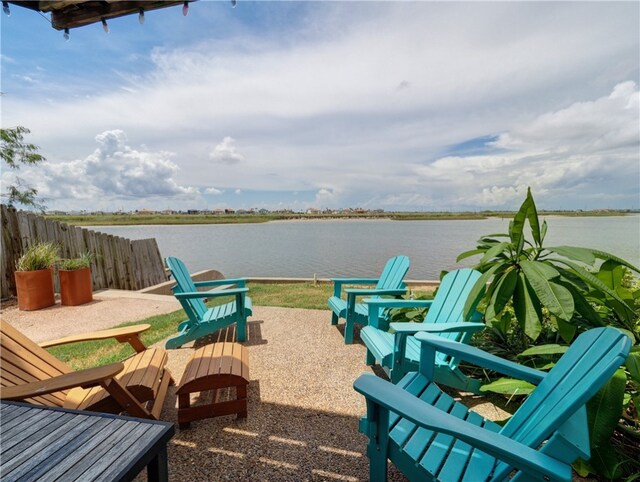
[176, 341, 249, 429]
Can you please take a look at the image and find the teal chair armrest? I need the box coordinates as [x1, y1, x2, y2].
[390, 321, 485, 334]
[345, 288, 406, 297]
[415, 332, 545, 385]
[174, 287, 249, 300]
[363, 299, 433, 308]
[194, 278, 247, 288]
[353, 374, 571, 482]
[332, 278, 379, 297]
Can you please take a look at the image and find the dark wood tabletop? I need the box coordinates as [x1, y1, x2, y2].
[0, 401, 174, 482]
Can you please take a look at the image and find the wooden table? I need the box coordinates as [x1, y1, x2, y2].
[0, 401, 175, 482]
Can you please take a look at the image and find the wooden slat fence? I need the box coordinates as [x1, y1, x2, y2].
[1, 205, 168, 299]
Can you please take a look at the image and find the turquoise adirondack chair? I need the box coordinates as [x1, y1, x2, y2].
[354, 327, 631, 482]
[360, 268, 484, 391]
[328, 256, 410, 344]
[165, 257, 252, 349]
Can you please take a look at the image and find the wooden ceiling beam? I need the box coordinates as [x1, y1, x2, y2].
[8, 1, 194, 30]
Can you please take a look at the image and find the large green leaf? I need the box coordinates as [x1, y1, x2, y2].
[520, 260, 574, 321]
[513, 273, 543, 340]
[586, 369, 627, 479]
[558, 259, 635, 311]
[596, 260, 625, 290]
[524, 188, 542, 247]
[589, 248, 640, 273]
[520, 259, 559, 280]
[463, 263, 500, 319]
[545, 246, 596, 266]
[625, 353, 640, 383]
[485, 268, 518, 321]
[559, 281, 604, 327]
[509, 192, 532, 252]
[456, 249, 486, 262]
[480, 377, 535, 395]
[519, 344, 568, 357]
[479, 242, 511, 266]
[556, 317, 577, 344]
[540, 220, 548, 243]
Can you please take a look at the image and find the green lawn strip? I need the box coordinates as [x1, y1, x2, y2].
[49, 282, 431, 370]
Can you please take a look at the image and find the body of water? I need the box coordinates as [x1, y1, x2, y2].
[94, 216, 640, 280]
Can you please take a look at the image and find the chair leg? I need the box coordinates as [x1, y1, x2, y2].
[344, 319, 354, 344]
[331, 312, 339, 326]
[237, 319, 247, 342]
[366, 349, 375, 366]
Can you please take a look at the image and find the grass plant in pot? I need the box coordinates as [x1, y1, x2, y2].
[58, 252, 94, 306]
[14, 241, 58, 311]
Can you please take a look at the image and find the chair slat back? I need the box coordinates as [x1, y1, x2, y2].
[493, 328, 631, 480]
[0, 319, 71, 407]
[425, 269, 482, 343]
[376, 255, 410, 291]
[165, 256, 207, 319]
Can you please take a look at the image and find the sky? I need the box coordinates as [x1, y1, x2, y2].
[1, 1, 639, 212]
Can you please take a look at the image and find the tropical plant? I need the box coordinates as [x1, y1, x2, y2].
[1, 126, 46, 209]
[458, 187, 639, 341]
[15, 241, 59, 271]
[58, 252, 93, 271]
[458, 188, 640, 479]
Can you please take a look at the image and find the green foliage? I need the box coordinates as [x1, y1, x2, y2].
[459, 188, 639, 340]
[582, 369, 628, 479]
[460, 188, 640, 478]
[58, 252, 93, 271]
[15, 241, 59, 271]
[387, 293, 433, 323]
[1, 126, 46, 209]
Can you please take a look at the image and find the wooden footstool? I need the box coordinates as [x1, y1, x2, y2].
[176, 341, 249, 429]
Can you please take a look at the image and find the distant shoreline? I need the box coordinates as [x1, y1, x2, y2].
[43, 211, 637, 226]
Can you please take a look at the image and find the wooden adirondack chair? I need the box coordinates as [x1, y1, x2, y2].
[354, 327, 631, 482]
[328, 255, 410, 344]
[361, 268, 485, 391]
[165, 256, 252, 349]
[0, 320, 173, 420]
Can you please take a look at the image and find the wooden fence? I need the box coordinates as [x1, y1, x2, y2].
[1, 205, 168, 299]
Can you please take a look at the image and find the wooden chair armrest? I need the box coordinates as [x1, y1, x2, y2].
[39, 324, 151, 353]
[0, 363, 125, 400]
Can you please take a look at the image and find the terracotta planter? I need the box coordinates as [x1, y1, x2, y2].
[59, 268, 93, 306]
[15, 268, 56, 311]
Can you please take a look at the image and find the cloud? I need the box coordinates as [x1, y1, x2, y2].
[2, 2, 638, 210]
[205, 187, 224, 195]
[411, 82, 639, 209]
[2, 130, 202, 210]
[235, 189, 242, 195]
[210, 137, 245, 165]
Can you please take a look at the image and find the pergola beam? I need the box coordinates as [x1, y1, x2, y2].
[8, 1, 195, 30]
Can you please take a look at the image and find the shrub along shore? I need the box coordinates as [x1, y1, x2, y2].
[45, 210, 635, 226]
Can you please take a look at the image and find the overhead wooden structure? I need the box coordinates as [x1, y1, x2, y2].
[8, 0, 196, 30]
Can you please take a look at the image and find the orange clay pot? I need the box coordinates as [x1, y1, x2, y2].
[59, 267, 93, 306]
[15, 268, 56, 311]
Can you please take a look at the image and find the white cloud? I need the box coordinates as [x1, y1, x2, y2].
[2, 2, 638, 210]
[235, 189, 242, 195]
[411, 82, 639, 209]
[210, 137, 245, 165]
[205, 187, 224, 195]
[2, 130, 202, 211]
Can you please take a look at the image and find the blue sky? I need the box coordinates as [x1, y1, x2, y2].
[2, 1, 639, 212]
